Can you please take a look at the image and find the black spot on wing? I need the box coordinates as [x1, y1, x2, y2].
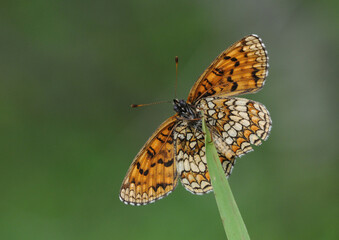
[164, 159, 174, 167]
[252, 70, 260, 83]
[215, 68, 224, 75]
[147, 146, 156, 158]
[231, 82, 238, 91]
[212, 70, 223, 76]
[157, 158, 164, 164]
[160, 133, 168, 137]
[150, 183, 171, 192]
[205, 79, 212, 86]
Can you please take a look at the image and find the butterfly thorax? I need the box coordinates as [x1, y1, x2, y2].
[173, 99, 200, 120]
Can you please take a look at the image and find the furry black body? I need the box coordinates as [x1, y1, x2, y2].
[173, 99, 201, 120]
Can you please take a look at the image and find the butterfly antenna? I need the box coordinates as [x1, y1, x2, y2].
[131, 100, 171, 108]
[175, 56, 178, 99]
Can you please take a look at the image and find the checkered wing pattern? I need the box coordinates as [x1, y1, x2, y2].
[174, 122, 236, 194]
[197, 97, 271, 158]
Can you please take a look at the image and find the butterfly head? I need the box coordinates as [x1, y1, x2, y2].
[173, 99, 200, 120]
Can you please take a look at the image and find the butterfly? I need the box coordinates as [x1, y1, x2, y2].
[120, 34, 271, 205]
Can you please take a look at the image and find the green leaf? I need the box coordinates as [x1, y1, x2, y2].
[202, 117, 250, 240]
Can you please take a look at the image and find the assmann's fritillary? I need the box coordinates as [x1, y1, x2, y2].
[120, 34, 272, 205]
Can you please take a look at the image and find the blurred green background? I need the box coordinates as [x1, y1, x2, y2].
[0, 0, 338, 239]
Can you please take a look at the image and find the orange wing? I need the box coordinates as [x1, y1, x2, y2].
[120, 115, 179, 205]
[187, 35, 269, 103]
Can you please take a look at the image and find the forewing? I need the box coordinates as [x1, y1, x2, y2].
[197, 97, 272, 158]
[120, 116, 178, 205]
[187, 35, 269, 103]
[174, 122, 235, 194]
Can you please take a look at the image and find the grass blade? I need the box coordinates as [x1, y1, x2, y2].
[202, 117, 250, 240]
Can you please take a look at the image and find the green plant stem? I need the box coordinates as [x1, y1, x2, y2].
[202, 118, 250, 240]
